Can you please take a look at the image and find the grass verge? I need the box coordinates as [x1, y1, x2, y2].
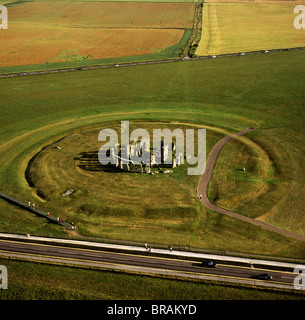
[0, 258, 304, 300]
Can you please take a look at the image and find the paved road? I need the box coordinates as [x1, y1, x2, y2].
[1, 47, 305, 79]
[198, 128, 305, 243]
[0, 239, 299, 288]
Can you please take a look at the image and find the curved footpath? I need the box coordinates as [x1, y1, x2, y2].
[198, 128, 305, 242]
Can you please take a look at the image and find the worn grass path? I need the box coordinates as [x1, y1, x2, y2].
[198, 128, 305, 243]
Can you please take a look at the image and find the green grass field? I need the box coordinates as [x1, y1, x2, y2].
[1, 0, 305, 300]
[0, 50, 305, 259]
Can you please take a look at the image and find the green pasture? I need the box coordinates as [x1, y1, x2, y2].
[0, 50, 305, 259]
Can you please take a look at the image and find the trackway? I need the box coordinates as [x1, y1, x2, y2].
[0, 47, 305, 79]
[197, 128, 305, 243]
[0, 236, 302, 291]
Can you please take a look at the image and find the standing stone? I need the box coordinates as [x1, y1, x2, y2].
[110, 148, 116, 164]
[130, 162, 137, 172]
[151, 154, 156, 166]
[172, 158, 176, 168]
[137, 163, 143, 173]
[145, 164, 151, 174]
[172, 141, 176, 151]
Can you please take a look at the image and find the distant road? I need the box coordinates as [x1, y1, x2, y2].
[198, 128, 305, 243]
[1, 46, 305, 79]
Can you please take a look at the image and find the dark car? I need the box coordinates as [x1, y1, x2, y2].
[202, 260, 217, 268]
[256, 273, 272, 280]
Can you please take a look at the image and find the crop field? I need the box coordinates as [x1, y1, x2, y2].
[196, 0, 305, 56]
[0, 1, 195, 67]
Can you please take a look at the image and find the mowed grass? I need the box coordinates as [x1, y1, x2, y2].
[0, 1, 195, 67]
[196, 1, 305, 56]
[207, 134, 274, 219]
[26, 122, 221, 239]
[0, 51, 305, 258]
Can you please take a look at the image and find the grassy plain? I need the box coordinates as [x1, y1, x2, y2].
[26, 122, 220, 240]
[0, 1, 195, 67]
[196, 1, 305, 55]
[0, 50, 305, 258]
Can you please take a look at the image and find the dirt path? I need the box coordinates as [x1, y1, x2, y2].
[198, 128, 305, 242]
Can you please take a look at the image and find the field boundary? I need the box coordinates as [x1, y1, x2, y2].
[0, 233, 304, 292]
[1, 232, 304, 270]
[1, 46, 305, 78]
[0, 191, 74, 230]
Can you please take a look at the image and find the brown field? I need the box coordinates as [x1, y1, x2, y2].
[207, 0, 305, 4]
[0, 2, 195, 67]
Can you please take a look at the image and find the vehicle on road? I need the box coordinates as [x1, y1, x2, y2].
[252, 273, 273, 281]
[201, 260, 217, 268]
[258, 273, 272, 280]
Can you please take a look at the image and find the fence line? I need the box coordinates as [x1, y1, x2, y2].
[0, 191, 74, 230]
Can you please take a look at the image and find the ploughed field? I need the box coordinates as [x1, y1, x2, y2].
[0, 1, 195, 67]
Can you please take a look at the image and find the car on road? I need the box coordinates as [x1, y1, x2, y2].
[251, 273, 273, 281]
[201, 260, 217, 268]
[257, 273, 272, 280]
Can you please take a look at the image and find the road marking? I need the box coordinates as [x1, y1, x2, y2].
[0, 248, 287, 286]
[0, 239, 297, 276]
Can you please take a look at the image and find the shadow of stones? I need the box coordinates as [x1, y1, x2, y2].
[75, 151, 121, 173]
